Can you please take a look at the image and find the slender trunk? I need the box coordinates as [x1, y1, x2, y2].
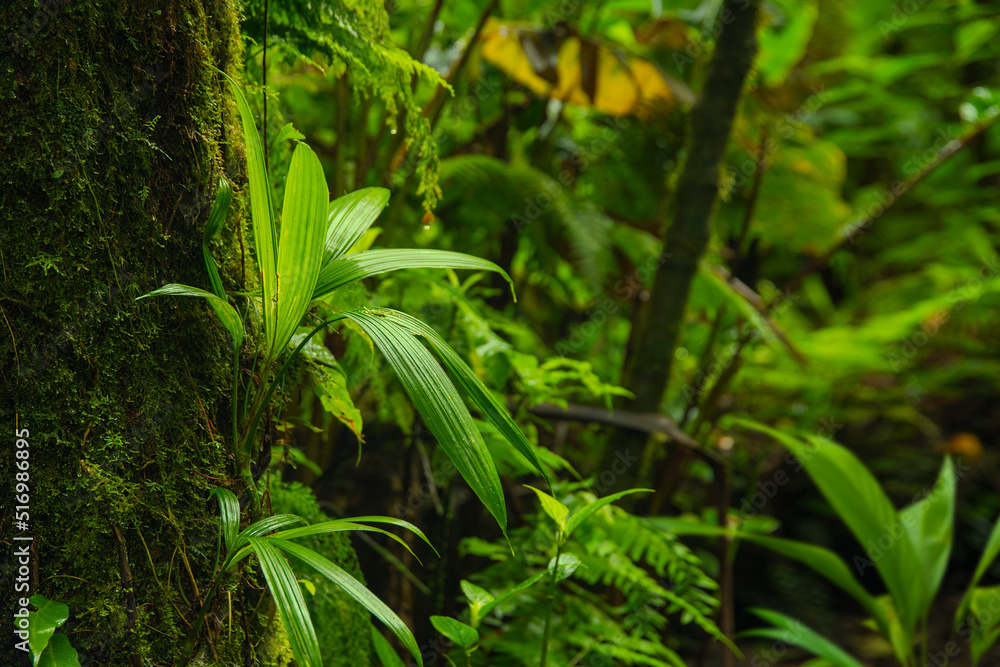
[604, 0, 760, 488]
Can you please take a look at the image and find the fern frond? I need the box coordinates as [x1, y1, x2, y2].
[439, 155, 617, 292]
[243, 0, 446, 209]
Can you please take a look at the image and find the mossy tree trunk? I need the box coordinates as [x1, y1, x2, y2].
[0, 2, 296, 664]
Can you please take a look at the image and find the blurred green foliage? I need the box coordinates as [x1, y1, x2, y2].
[251, 0, 1000, 663]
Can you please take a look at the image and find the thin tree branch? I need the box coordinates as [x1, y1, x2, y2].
[605, 0, 760, 480]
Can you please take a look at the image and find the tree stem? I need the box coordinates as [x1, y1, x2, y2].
[606, 0, 761, 486]
[539, 541, 562, 667]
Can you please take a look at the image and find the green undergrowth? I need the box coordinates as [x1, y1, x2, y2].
[267, 475, 374, 666]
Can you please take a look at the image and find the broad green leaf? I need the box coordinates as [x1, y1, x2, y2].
[203, 178, 232, 299]
[226, 76, 277, 352]
[274, 539, 423, 667]
[565, 488, 652, 538]
[323, 188, 390, 265]
[26, 595, 68, 664]
[272, 143, 328, 356]
[737, 419, 923, 638]
[239, 514, 306, 541]
[209, 487, 241, 555]
[274, 122, 305, 145]
[312, 365, 364, 441]
[347, 227, 381, 254]
[289, 333, 338, 367]
[525, 485, 568, 533]
[872, 595, 912, 666]
[370, 625, 406, 667]
[969, 586, 1000, 666]
[743, 609, 863, 667]
[956, 512, 1000, 629]
[480, 570, 550, 618]
[378, 309, 548, 486]
[899, 457, 955, 617]
[430, 616, 479, 651]
[313, 249, 514, 301]
[346, 310, 507, 537]
[272, 519, 430, 562]
[138, 284, 244, 350]
[460, 580, 494, 628]
[246, 537, 321, 667]
[204, 177, 232, 241]
[36, 633, 80, 667]
[650, 519, 890, 638]
[746, 535, 889, 636]
[461, 580, 494, 607]
[548, 553, 582, 581]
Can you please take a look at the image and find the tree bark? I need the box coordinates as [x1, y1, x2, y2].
[0, 2, 279, 664]
[603, 0, 760, 489]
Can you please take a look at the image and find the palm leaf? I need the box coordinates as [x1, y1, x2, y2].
[323, 187, 391, 265]
[273, 539, 424, 667]
[899, 457, 955, 618]
[274, 515, 437, 557]
[346, 309, 508, 537]
[203, 178, 232, 299]
[272, 519, 427, 563]
[743, 609, 863, 667]
[272, 143, 329, 355]
[737, 419, 923, 638]
[226, 75, 278, 351]
[313, 249, 514, 301]
[209, 487, 241, 555]
[370, 625, 406, 667]
[137, 284, 244, 350]
[246, 536, 321, 667]
[239, 514, 306, 542]
[379, 309, 548, 486]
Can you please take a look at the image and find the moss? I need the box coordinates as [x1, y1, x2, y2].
[0, 1, 309, 664]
